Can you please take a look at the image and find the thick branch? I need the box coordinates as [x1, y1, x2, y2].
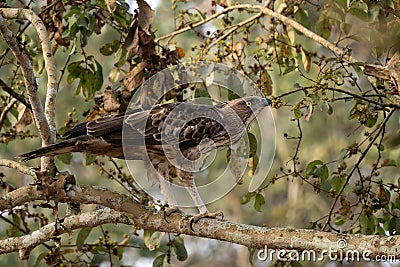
[1, 182, 400, 259]
[0, 8, 58, 172]
[0, 159, 37, 178]
[0, 209, 132, 259]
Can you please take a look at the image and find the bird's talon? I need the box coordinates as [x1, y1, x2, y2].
[163, 206, 181, 223]
[189, 210, 224, 231]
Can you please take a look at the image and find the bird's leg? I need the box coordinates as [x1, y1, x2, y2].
[180, 175, 223, 230]
[156, 163, 183, 222]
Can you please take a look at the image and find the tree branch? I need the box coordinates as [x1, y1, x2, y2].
[0, 97, 17, 127]
[1, 178, 400, 259]
[157, 3, 358, 63]
[0, 159, 37, 178]
[155, 4, 257, 43]
[0, 8, 58, 173]
[0, 78, 31, 109]
[258, 6, 357, 63]
[0, 208, 133, 259]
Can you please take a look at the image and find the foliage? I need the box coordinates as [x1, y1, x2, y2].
[0, 0, 400, 266]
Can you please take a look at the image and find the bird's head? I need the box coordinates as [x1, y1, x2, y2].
[224, 96, 272, 128]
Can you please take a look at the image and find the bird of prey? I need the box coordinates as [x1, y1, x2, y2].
[21, 96, 272, 224]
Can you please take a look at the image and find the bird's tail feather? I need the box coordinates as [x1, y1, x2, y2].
[19, 139, 80, 161]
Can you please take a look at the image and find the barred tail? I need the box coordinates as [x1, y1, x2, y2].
[19, 139, 79, 161]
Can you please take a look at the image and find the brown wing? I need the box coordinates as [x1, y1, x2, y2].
[125, 102, 228, 150]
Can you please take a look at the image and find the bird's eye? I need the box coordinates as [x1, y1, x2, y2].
[246, 101, 252, 106]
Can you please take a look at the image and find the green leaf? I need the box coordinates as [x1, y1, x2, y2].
[327, 103, 334, 115]
[153, 254, 166, 267]
[172, 236, 188, 261]
[64, 6, 81, 19]
[114, 47, 127, 67]
[331, 175, 344, 193]
[227, 74, 243, 100]
[306, 160, 329, 182]
[318, 165, 329, 182]
[248, 132, 257, 158]
[309, 94, 324, 111]
[305, 160, 323, 176]
[34, 252, 47, 267]
[364, 114, 378, 128]
[283, 65, 297, 75]
[335, 217, 345, 226]
[360, 214, 375, 234]
[94, 59, 103, 92]
[349, 1, 370, 20]
[83, 152, 97, 166]
[294, 9, 311, 30]
[87, 13, 96, 34]
[68, 23, 80, 38]
[100, 40, 120, 56]
[340, 22, 352, 35]
[144, 230, 164, 251]
[290, 261, 303, 267]
[241, 192, 256, 204]
[57, 153, 72, 165]
[67, 61, 84, 83]
[76, 14, 89, 28]
[248, 247, 255, 266]
[293, 105, 302, 119]
[381, 159, 397, 167]
[254, 193, 265, 212]
[76, 227, 92, 250]
[315, 15, 331, 39]
[326, 10, 342, 21]
[113, 247, 124, 260]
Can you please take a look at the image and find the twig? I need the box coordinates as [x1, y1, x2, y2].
[205, 11, 262, 52]
[157, 3, 358, 63]
[259, 6, 358, 63]
[205, 1, 271, 52]
[156, 4, 258, 42]
[0, 78, 31, 109]
[322, 108, 396, 230]
[0, 159, 37, 178]
[0, 98, 17, 127]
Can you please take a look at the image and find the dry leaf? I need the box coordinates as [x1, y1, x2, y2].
[260, 69, 273, 96]
[121, 61, 147, 92]
[137, 0, 154, 35]
[339, 196, 351, 219]
[301, 48, 311, 73]
[175, 46, 185, 59]
[15, 104, 33, 132]
[304, 102, 313, 122]
[103, 88, 120, 113]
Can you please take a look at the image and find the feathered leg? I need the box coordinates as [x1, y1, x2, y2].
[148, 162, 182, 221]
[179, 171, 223, 230]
